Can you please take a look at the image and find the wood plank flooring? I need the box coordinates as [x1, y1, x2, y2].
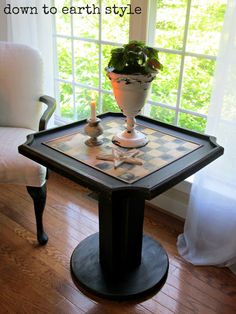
[0, 172, 235, 314]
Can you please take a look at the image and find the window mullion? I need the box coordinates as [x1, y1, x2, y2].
[147, 0, 157, 46]
[175, 0, 192, 125]
[144, 0, 158, 116]
[98, 0, 102, 114]
[70, 0, 77, 120]
[129, 0, 152, 116]
[52, 0, 60, 117]
[129, 0, 150, 42]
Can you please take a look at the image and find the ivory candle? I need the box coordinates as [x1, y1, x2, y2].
[90, 100, 96, 122]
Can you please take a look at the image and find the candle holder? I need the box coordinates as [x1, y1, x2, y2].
[84, 118, 103, 147]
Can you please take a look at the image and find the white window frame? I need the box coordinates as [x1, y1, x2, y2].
[53, 0, 132, 125]
[52, 0, 225, 216]
[53, 0, 221, 129]
[144, 0, 216, 126]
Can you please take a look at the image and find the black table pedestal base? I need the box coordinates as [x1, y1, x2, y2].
[70, 233, 169, 300]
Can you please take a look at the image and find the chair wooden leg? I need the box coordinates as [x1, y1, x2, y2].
[27, 183, 48, 245]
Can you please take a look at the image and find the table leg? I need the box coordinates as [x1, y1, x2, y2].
[99, 193, 145, 275]
[70, 193, 169, 300]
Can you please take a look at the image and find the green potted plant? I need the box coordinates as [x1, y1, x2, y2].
[106, 40, 163, 148]
[107, 40, 163, 75]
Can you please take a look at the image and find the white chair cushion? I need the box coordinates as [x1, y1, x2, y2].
[0, 41, 43, 130]
[0, 127, 46, 187]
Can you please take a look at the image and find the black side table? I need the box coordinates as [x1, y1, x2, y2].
[19, 113, 223, 300]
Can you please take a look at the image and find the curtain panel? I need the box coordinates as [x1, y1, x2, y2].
[177, 0, 236, 274]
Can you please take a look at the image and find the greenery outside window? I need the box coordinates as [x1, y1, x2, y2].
[53, 0, 227, 133]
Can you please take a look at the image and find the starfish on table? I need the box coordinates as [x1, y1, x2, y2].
[96, 148, 143, 169]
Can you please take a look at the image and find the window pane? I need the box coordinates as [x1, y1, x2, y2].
[75, 88, 99, 120]
[102, 93, 120, 113]
[150, 105, 176, 124]
[178, 112, 206, 132]
[59, 83, 74, 119]
[72, 0, 99, 39]
[151, 53, 181, 106]
[102, 0, 130, 43]
[102, 44, 116, 91]
[56, 38, 72, 81]
[187, 0, 227, 55]
[181, 57, 215, 114]
[55, 0, 71, 35]
[155, 0, 187, 50]
[74, 40, 99, 87]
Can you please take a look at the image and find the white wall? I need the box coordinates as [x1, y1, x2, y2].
[148, 180, 192, 220]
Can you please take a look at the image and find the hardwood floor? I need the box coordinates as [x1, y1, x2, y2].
[0, 172, 235, 314]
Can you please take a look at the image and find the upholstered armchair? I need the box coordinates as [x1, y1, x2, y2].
[0, 42, 56, 245]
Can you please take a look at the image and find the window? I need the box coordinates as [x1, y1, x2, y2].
[53, 0, 227, 133]
[148, 0, 227, 132]
[53, 0, 130, 124]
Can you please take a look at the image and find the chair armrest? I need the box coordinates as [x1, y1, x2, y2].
[39, 95, 56, 131]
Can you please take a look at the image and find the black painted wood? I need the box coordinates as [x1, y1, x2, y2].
[71, 233, 169, 300]
[27, 183, 48, 245]
[23, 95, 56, 244]
[39, 95, 56, 131]
[18, 112, 223, 299]
[98, 192, 145, 275]
[18, 112, 224, 199]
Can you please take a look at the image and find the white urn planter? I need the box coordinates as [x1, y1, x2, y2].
[107, 71, 155, 148]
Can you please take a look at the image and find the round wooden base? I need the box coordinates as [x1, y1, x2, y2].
[70, 233, 169, 300]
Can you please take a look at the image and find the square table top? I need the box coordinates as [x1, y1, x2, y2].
[19, 112, 223, 199]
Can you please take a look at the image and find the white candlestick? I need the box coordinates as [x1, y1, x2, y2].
[90, 100, 96, 122]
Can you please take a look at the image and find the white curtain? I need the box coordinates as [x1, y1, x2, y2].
[177, 0, 236, 274]
[0, 0, 54, 96]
